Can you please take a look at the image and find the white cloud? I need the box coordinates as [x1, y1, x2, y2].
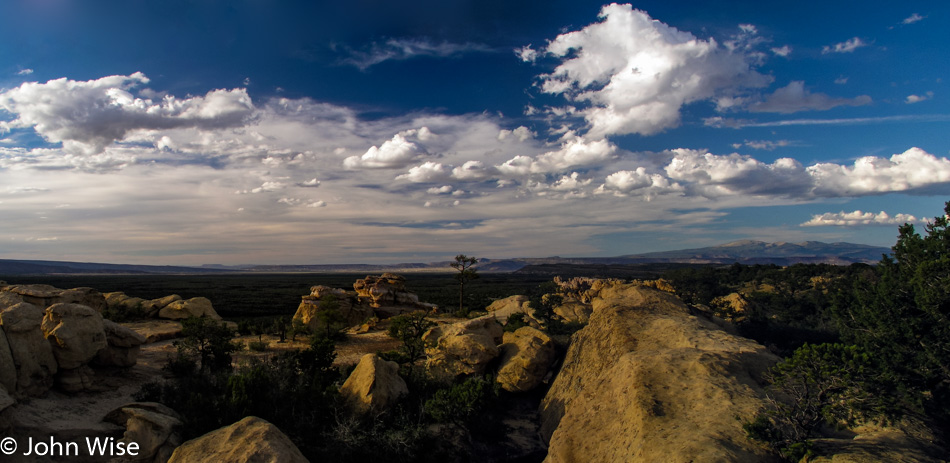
[251, 181, 287, 193]
[515, 46, 538, 63]
[452, 160, 496, 181]
[822, 37, 867, 54]
[339, 38, 494, 70]
[306, 200, 327, 208]
[808, 147, 950, 197]
[748, 81, 871, 113]
[597, 168, 681, 198]
[497, 126, 535, 142]
[344, 133, 425, 169]
[298, 178, 321, 187]
[17, 69, 33, 75]
[534, 4, 770, 138]
[398, 161, 451, 183]
[905, 91, 933, 104]
[665, 149, 811, 197]
[901, 13, 925, 25]
[0, 73, 254, 154]
[427, 185, 454, 194]
[834, 76, 848, 85]
[737, 139, 793, 150]
[770, 45, 791, 57]
[497, 134, 617, 174]
[801, 210, 918, 227]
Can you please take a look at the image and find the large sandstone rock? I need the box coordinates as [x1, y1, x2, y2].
[424, 316, 503, 379]
[540, 284, 779, 463]
[168, 416, 308, 463]
[105, 292, 149, 316]
[551, 299, 592, 324]
[486, 295, 544, 327]
[0, 302, 58, 397]
[55, 287, 108, 313]
[95, 319, 147, 367]
[496, 327, 556, 393]
[294, 286, 373, 331]
[353, 274, 436, 314]
[158, 297, 222, 320]
[42, 303, 108, 369]
[2, 284, 63, 308]
[340, 353, 408, 414]
[104, 402, 183, 463]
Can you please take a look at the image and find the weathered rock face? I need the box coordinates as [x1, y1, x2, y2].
[95, 319, 147, 367]
[353, 274, 436, 313]
[158, 297, 222, 321]
[104, 402, 183, 463]
[0, 384, 13, 413]
[424, 316, 504, 379]
[294, 285, 373, 332]
[551, 300, 592, 324]
[0, 326, 16, 394]
[540, 284, 779, 463]
[340, 353, 408, 414]
[486, 295, 545, 328]
[710, 292, 753, 323]
[168, 416, 308, 463]
[42, 303, 108, 370]
[496, 327, 556, 393]
[55, 287, 108, 313]
[2, 285, 108, 313]
[0, 302, 58, 397]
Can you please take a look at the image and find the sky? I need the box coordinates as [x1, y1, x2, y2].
[0, 0, 948, 265]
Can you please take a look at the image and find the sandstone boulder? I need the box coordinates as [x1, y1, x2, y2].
[294, 286, 373, 331]
[56, 364, 97, 393]
[158, 297, 222, 320]
[104, 402, 183, 463]
[2, 284, 63, 308]
[0, 302, 58, 397]
[496, 327, 556, 393]
[424, 316, 503, 379]
[710, 292, 753, 323]
[95, 319, 147, 367]
[551, 299, 592, 324]
[540, 284, 779, 463]
[486, 295, 545, 327]
[353, 274, 435, 313]
[105, 292, 148, 317]
[55, 287, 108, 313]
[168, 416, 308, 463]
[340, 353, 408, 414]
[42, 303, 108, 370]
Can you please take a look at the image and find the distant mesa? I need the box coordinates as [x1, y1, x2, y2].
[0, 240, 890, 276]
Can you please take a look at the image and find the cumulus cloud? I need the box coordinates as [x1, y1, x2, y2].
[666, 149, 811, 197]
[596, 167, 681, 198]
[0, 73, 255, 154]
[344, 133, 426, 169]
[515, 46, 538, 63]
[497, 126, 535, 142]
[452, 160, 496, 181]
[748, 81, 871, 113]
[905, 91, 933, 104]
[822, 37, 867, 54]
[339, 38, 494, 70]
[297, 178, 321, 187]
[534, 4, 770, 138]
[808, 147, 950, 197]
[801, 210, 918, 227]
[397, 161, 452, 183]
[497, 134, 617, 174]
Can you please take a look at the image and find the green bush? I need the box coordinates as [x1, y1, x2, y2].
[424, 375, 497, 425]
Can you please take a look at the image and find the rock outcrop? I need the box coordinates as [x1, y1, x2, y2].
[0, 302, 58, 397]
[340, 353, 408, 414]
[294, 274, 436, 333]
[486, 295, 544, 327]
[104, 402, 183, 463]
[168, 416, 308, 463]
[423, 316, 503, 379]
[496, 327, 556, 393]
[157, 297, 222, 320]
[95, 319, 148, 367]
[539, 283, 779, 463]
[42, 303, 108, 370]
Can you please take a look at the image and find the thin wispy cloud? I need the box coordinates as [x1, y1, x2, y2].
[17, 68, 33, 75]
[901, 13, 926, 25]
[905, 92, 934, 104]
[338, 38, 494, 70]
[706, 114, 950, 129]
[822, 37, 867, 54]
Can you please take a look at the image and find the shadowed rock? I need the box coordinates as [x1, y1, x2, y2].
[168, 416, 308, 463]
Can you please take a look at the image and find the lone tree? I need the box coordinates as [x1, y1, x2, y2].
[451, 254, 479, 314]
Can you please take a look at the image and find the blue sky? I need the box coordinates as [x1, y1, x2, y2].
[0, 0, 948, 265]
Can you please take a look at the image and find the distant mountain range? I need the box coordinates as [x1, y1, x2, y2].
[0, 240, 890, 276]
